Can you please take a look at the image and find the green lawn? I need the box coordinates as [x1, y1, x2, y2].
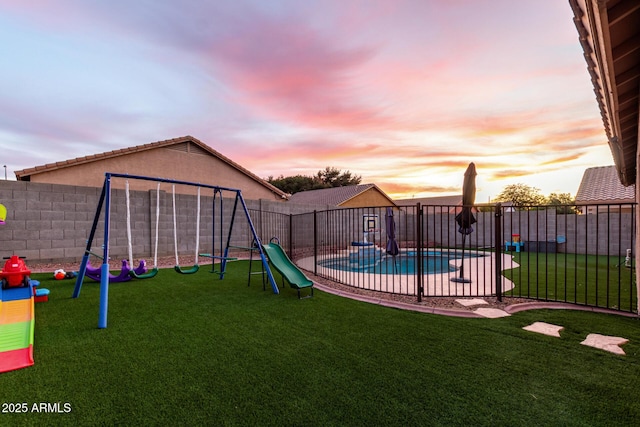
[2, 261, 640, 426]
[503, 252, 637, 312]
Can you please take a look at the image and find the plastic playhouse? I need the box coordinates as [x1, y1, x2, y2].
[0, 255, 49, 373]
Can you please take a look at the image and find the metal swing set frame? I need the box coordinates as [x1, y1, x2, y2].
[72, 172, 279, 329]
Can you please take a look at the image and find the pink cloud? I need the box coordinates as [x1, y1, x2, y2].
[0, 0, 611, 200]
[198, 12, 408, 131]
[232, 138, 383, 168]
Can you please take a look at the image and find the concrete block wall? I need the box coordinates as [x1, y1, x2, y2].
[1, 179, 634, 263]
[0, 181, 103, 262]
[502, 210, 558, 242]
[556, 212, 635, 256]
[297, 204, 636, 258]
[0, 180, 310, 264]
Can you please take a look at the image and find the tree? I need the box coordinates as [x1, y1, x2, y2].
[266, 175, 324, 194]
[315, 167, 361, 187]
[548, 192, 574, 205]
[494, 184, 547, 209]
[268, 167, 361, 194]
[548, 192, 578, 214]
[493, 184, 578, 213]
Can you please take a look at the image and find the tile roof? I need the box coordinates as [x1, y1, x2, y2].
[575, 165, 635, 204]
[288, 184, 395, 206]
[569, 0, 640, 187]
[14, 135, 287, 199]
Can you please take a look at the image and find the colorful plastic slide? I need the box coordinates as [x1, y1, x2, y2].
[0, 285, 35, 373]
[261, 241, 314, 298]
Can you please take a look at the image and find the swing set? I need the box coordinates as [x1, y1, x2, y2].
[171, 184, 201, 274]
[127, 180, 159, 279]
[72, 173, 279, 329]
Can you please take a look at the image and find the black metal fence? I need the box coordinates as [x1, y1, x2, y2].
[251, 203, 637, 313]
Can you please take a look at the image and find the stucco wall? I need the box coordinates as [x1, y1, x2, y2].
[25, 145, 283, 201]
[341, 188, 393, 208]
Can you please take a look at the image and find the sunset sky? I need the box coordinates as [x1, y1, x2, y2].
[0, 0, 613, 202]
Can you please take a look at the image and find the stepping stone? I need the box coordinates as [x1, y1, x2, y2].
[523, 322, 564, 337]
[456, 298, 488, 307]
[581, 334, 629, 355]
[474, 307, 510, 318]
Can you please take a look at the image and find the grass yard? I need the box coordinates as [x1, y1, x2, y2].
[503, 252, 637, 312]
[2, 261, 640, 426]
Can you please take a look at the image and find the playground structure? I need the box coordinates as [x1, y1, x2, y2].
[72, 173, 281, 329]
[0, 207, 49, 374]
[0, 255, 48, 373]
[262, 238, 314, 299]
[1, 255, 32, 289]
[84, 258, 149, 282]
[127, 180, 160, 279]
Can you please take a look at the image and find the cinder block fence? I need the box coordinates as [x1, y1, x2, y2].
[0, 180, 633, 265]
[0, 180, 319, 264]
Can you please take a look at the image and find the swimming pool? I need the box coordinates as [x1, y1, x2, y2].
[318, 248, 478, 275]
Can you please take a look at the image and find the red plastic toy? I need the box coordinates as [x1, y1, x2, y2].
[0, 255, 32, 289]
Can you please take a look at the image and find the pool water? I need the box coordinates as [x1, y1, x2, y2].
[319, 249, 476, 275]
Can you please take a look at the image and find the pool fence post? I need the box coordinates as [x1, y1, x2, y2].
[288, 213, 293, 259]
[416, 203, 423, 302]
[313, 210, 318, 276]
[494, 203, 503, 302]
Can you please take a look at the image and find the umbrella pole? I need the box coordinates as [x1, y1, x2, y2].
[452, 232, 471, 283]
[460, 233, 465, 278]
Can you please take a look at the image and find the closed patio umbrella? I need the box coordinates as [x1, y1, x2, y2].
[452, 162, 476, 283]
[385, 207, 399, 256]
[385, 207, 399, 273]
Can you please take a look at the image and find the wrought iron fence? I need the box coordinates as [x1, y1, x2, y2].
[251, 203, 637, 313]
[500, 203, 636, 312]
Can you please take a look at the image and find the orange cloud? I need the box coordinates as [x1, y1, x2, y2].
[376, 181, 460, 199]
[490, 169, 534, 179]
[539, 153, 584, 166]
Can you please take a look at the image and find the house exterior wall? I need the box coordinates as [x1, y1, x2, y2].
[24, 145, 283, 201]
[340, 188, 393, 208]
[637, 119, 640, 314]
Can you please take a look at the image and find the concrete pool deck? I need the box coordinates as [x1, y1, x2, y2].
[297, 249, 516, 297]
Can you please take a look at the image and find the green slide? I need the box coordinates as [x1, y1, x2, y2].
[262, 242, 313, 298]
